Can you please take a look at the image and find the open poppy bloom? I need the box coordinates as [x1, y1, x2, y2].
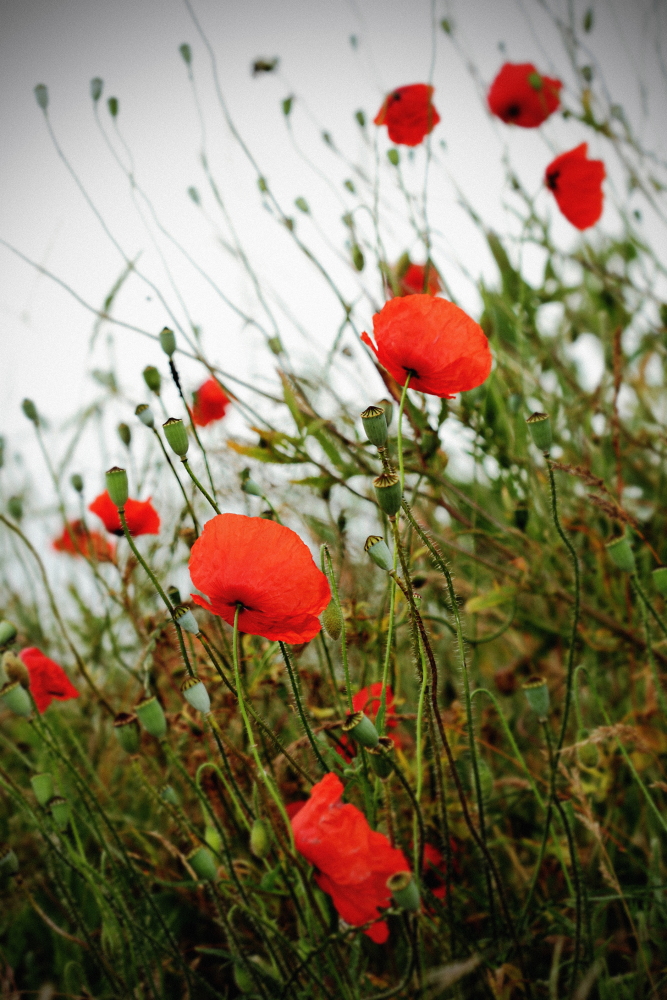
[374, 84, 440, 146]
[192, 378, 229, 427]
[292, 773, 410, 943]
[398, 262, 441, 297]
[18, 647, 79, 713]
[487, 62, 562, 127]
[545, 143, 605, 230]
[53, 520, 115, 562]
[361, 295, 492, 398]
[89, 491, 160, 537]
[189, 513, 330, 643]
[337, 683, 401, 761]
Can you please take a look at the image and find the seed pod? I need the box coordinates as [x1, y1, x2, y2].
[241, 470, 263, 497]
[117, 423, 131, 448]
[522, 676, 550, 720]
[181, 677, 211, 715]
[373, 472, 402, 517]
[360, 405, 388, 448]
[106, 467, 129, 508]
[0, 621, 17, 649]
[364, 535, 393, 572]
[49, 796, 70, 830]
[205, 824, 222, 853]
[173, 605, 200, 635]
[167, 585, 181, 604]
[352, 244, 365, 271]
[652, 567, 667, 596]
[387, 148, 399, 166]
[267, 335, 283, 355]
[250, 818, 271, 858]
[135, 696, 167, 739]
[526, 412, 552, 453]
[135, 403, 155, 428]
[143, 366, 161, 394]
[70, 473, 84, 494]
[160, 785, 180, 807]
[321, 600, 343, 641]
[30, 773, 55, 806]
[21, 398, 38, 424]
[0, 845, 19, 876]
[368, 736, 394, 778]
[606, 533, 636, 574]
[187, 846, 217, 881]
[159, 327, 176, 357]
[3, 652, 29, 687]
[34, 84, 48, 111]
[113, 712, 141, 754]
[343, 711, 379, 749]
[163, 418, 189, 457]
[1, 681, 32, 717]
[387, 871, 420, 911]
[107, 96, 118, 117]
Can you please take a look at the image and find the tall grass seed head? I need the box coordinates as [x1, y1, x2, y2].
[105, 467, 129, 508]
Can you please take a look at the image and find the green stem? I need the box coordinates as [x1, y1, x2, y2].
[279, 641, 330, 773]
[397, 375, 411, 492]
[182, 457, 221, 514]
[633, 577, 667, 716]
[322, 545, 353, 712]
[169, 355, 219, 500]
[152, 426, 199, 535]
[377, 566, 398, 735]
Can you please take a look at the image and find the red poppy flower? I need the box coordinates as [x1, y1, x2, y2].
[487, 63, 562, 127]
[18, 647, 79, 713]
[189, 513, 330, 643]
[292, 773, 409, 943]
[545, 143, 605, 230]
[398, 263, 441, 297]
[374, 84, 440, 146]
[361, 295, 492, 399]
[337, 683, 400, 762]
[192, 379, 229, 427]
[53, 521, 115, 562]
[285, 800, 307, 820]
[89, 492, 160, 537]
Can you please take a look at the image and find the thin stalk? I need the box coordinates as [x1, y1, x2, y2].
[396, 375, 411, 491]
[151, 426, 199, 535]
[279, 641, 330, 773]
[377, 550, 398, 735]
[634, 578, 667, 715]
[322, 545, 353, 712]
[182, 457, 221, 514]
[168, 356, 218, 500]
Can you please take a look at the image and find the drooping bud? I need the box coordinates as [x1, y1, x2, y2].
[652, 567, 667, 597]
[267, 336, 283, 355]
[368, 736, 394, 778]
[21, 398, 39, 424]
[1, 681, 32, 717]
[49, 796, 70, 830]
[135, 696, 167, 738]
[107, 96, 118, 117]
[526, 412, 552, 453]
[342, 711, 379, 749]
[135, 403, 155, 428]
[373, 472, 402, 517]
[606, 533, 636, 574]
[250, 818, 271, 858]
[181, 676, 211, 714]
[34, 84, 49, 111]
[321, 600, 343, 641]
[361, 405, 388, 448]
[3, 652, 29, 688]
[240, 468, 263, 497]
[364, 535, 393, 572]
[117, 423, 131, 448]
[7, 497, 23, 521]
[70, 473, 84, 493]
[105, 467, 129, 508]
[113, 712, 141, 754]
[522, 676, 550, 720]
[31, 773, 55, 806]
[90, 77, 103, 102]
[173, 605, 199, 634]
[387, 871, 420, 911]
[187, 845, 217, 881]
[387, 148, 400, 166]
[163, 418, 189, 457]
[160, 784, 180, 807]
[159, 327, 176, 357]
[0, 621, 17, 649]
[0, 845, 19, 876]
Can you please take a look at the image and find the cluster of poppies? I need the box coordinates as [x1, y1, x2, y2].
[374, 63, 605, 231]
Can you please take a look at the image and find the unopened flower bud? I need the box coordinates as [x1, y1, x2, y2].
[70, 473, 84, 493]
[113, 712, 141, 754]
[107, 96, 118, 117]
[1, 681, 32, 717]
[30, 772, 55, 806]
[179, 43, 192, 65]
[606, 533, 635, 574]
[34, 84, 48, 111]
[160, 784, 180, 807]
[181, 676, 211, 714]
[117, 422, 131, 448]
[173, 605, 199, 635]
[135, 403, 155, 428]
[652, 567, 667, 596]
[250, 818, 271, 858]
[143, 367, 161, 396]
[387, 148, 400, 166]
[377, 398, 394, 430]
[528, 71, 543, 90]
[90, 77, 103, 102]
[373, 472, 402, 517]
[368, 736, 394, 778]
[7, 497, 23, 521]
[387, 871, 420, 911]
[526, 412, 552, 453]
[321, 600, 343, 641]
[21, 398, 38, 425]
[205, 824, 222, 853]
[361, 405, 388, 448]
[267, 336, 283, 355]
[49, 796, 70, 830]
[159, 327, 176, 357]
[163, 418, 189, 457]
[187, 845, 217, 881]
[241, 469, 263, 497]
[522, 676, 550, 719]
[352, 244, 365, 271]
[135, 696, 167, 738]
[0, 845, 19, 876]
[365, 535, 393, 572]
[343, 711, 379, 749]
[106, 467, 129, 508]
[0, 621, 17, 649]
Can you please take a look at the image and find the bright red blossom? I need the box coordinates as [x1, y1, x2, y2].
[89, 491, 160, 537]
[398, 263, 441, 297]
[189, 513, 330, 643]
[192, 379, 230, 427]
[487, 62, 562, 127]
[545, 143, 605, 230]
[53, 521, 115, 562]
[18, 647, 79, 713]
[374, 84, 440, 146]
[362, 295, 492, 399]
[338, 683, 400, 762]
[292, 773, 409, 943]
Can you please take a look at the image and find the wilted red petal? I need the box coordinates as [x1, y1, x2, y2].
[19, 647, 79, 713]
[189, 513, 330, 643]
[53, 521, 115, 562]
[89, 492, 160, 537]
[192, 379, 230, 427]
[374, 84, 440, 146]
[545, 143, 605, 230]
[361, 295, 492, 399]
[487, 62, 561, 127]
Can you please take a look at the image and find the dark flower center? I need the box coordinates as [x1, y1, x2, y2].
[404, 367, 419, 379]
[506, 103, 521, 119]
[546, 169, 560, 191]
[392, 91, 402, 101]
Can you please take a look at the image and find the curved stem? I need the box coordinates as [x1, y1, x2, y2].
[152, 426, 199, 535]
[279, 641, 329, 773]
[396, 375, 411, 492]
[322, 545, 353, 712]
[182, 457, 221, 515]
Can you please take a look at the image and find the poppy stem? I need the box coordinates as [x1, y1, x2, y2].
[181, 457, 221, 515]
[633, 578, 667, 716]
[376, 559, 398, 735]
[397, 374, 411, 492]
[279, 641, 330, 774]
[321, 545, 353, 713]
[168, 356, 219, 502]
[151, 426, 199, 536]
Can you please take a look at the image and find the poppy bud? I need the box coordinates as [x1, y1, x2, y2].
[373, 472, 402, 517]
[250, 818, 271, 858]
[187, 845, 217, 881]
[355, 109, 366, 127]
[3, 652, 29, 688]
[295, 197, 309, 213]
[576, 729, 599, 768]
[113, 712, 141, 754]
[526, 412, 552, 453]
[135, 403, 155, 428]
[49, 796, 70, 830]
[108, 96, 118, 117]
[364, 535, 393, 572]
[163, 417, 189, 457]
[34, 84, 48, 111]
[70, 473, 84, 493]
[30, 772, 55, 806]
[21, 398, 38, 425]
[117, 423, 131, 448]
[90, 77, 103, 102]
[205, 824, 222, 853]
[387, 149, 400, 166]
[160, 784, 180, 807]
[0, 621, 17, 649]
[267, 335, 283, 355]
[522, 676, 550, 719]
[181, 676, 211, 714]
[105, 467, 129, 508]
[0, 845, 19, 876]
[528, 72, 543, 91]
[387, 871, 420, 911]
[258, 176, 268, 194]
[167, 585, 182, 604]
[135, 696, 168, 738]
[652, 567, 667, 596]
[1, 681, 32, 717]
[159, 327, 176, 357]
[240, 469, 263, 497]
[143, 365, 161, 394]
[173, 605, 200, 635]
[179, 43, 192, 65]
[368, 736, 394, 778]
[321, 600, 343, 641]
[343, 711, 379, 749]
[606, 533, 636, 574]
[7, 497, 23, 521]
[361, 405, 388, 447]
[352, 245, 365, 271]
